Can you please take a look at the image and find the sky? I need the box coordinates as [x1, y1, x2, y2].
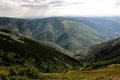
[0, 0, 120, 17]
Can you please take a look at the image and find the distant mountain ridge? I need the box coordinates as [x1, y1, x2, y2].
[70, 17, 120, 39]
[0, 17, 120, 51]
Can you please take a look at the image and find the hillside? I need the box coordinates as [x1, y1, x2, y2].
[40, 64, 120, 80]
[74, 37, 120, 68]
[100, 17, 120, 23]
[0, 17, 109, 51]
[0, 17, 120, 52]
[0, 29, 80, 79]
[71, 17, 120, 39]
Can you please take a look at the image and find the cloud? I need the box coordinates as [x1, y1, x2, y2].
[0, 0, 85, 10]
[20, 3, 49, 9]
[48, 0, 85, 7]
[0, 0, 19, 11]
[21, 0, 33, 2]
[70, 2, 85, 5]
[48, 0, 66, 6]
[19, 0, 49, 9]
[20, 0, 68, 9]
[34, 0, 47, 3]
[116, 0, 120, 6]
[0, 0, 120, 17]
[21, 0, 45, 3]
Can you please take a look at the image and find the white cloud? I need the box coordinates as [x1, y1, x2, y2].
[116, 0, 120, 7]
[0, 0, 120, 17]
[0, 0, 19, 10]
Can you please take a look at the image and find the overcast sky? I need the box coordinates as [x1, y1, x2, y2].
[0, 0, 120, 17]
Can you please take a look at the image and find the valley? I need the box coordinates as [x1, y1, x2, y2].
[0, 0, 120, 79]
[0, 17, 120, 51]
[0, 17, 120, 79]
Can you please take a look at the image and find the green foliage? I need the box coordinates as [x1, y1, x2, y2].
[0, 30, 80, 74]
[9, 65, 40, 79]
[75, 37, 120, 69]
[39, 64, 120, 79]
[0, 74, 9, 80]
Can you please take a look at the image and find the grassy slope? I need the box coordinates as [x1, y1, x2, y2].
[0, 29, 80, 73]
[39, 64, 120, 80]
[0, 63, 120, 79]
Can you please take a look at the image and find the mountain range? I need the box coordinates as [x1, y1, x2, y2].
[0, 28, 120, 79]
[0, 17, 120, 51]
[0, 16, 120, 79]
